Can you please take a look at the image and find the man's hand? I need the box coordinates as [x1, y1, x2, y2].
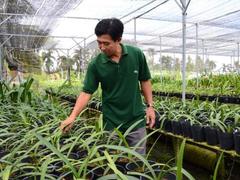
[60, 117, 75, 133]
[146, 107, 155, 128]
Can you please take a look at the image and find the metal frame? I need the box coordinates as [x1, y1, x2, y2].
[0, 0, 240, 57]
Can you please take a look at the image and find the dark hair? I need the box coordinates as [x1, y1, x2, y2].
[95, 18, 124, 41]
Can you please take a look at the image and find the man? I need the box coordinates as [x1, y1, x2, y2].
[60, 18, 155, 155]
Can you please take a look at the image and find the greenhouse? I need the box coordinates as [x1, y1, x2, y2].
[0, 0, 240, 179]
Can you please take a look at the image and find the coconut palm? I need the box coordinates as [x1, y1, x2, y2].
[72, 48, 84, 78]
[42, 51, 55, 74]
[58, 55, 75, 83]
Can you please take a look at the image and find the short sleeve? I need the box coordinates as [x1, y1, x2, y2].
[82, 61, 99, 94]
[138, 51, 151, 81]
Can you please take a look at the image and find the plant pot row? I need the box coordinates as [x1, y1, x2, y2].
[9, 160, 176, 180]
[157, 119, 240, 154]
[152, 91, 240, 104]
[87, 101, 102, 111]
[90, 160, 176, 180]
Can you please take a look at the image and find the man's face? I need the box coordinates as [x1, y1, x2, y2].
[97, 34, 120, 57]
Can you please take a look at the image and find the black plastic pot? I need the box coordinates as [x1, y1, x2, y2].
[88, 101, 97, 109]
[50, 160, 64, 172]
[91, 165, 126, 179]
[204, 126, 219, 146]
[114, 157, 131, 169]
[0, 149, 7, 158]
[98, 147, 122, 156]
[171, 121, 182, 135]
[60, 171, 93, 180]
[20, 155, 40, 164]
[154, 110, 161, 129]
[217, 130, 234, 150]
[68, 152, 80, 160]
[125, 160, 159, 173]
[8, 170, 25, 180]
[162, 120, 172, 132]
[180, 120, 192, 138]
[88, 101, 102, 111]
[140, 170, 176, 180]
[77, 149, 89, 159]
[46, 163, 62, 176]
[191, 124, 205, 142]
[22, 174, 58, 180]
[234, 131, 240, 154]
[155, 120, 161, 129]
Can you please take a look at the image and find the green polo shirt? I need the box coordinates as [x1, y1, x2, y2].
[82, 44, 151, 132]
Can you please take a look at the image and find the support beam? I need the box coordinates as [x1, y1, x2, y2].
[205, 48, 208, 71]
[0, 47, 3, 80]
[0, 12, 99, 21]
[195, 23, 199, 87]
[83, 38, 86, 73]
[0, 35, 13, 47]
[181, 0, 188, 103]
[134, 18, 137, 45]
[0, 33, 84, 39]
[202, 40, 205, 65]
[237, 42, 239, 65]
[159, 36, 162, 83]
[0, 15, 12, 26]
[72, 38, 83, 49]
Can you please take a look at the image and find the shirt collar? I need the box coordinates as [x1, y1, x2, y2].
[121, 43, 128, 56]
[101, 43, 128, 63]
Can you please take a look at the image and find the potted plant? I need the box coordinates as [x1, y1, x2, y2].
[203, 111, 225, 146]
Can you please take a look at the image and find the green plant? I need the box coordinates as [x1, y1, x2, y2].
[169, 139, 195, 180]
[213, 152, 224, 180]
[204, 111, 226, 132]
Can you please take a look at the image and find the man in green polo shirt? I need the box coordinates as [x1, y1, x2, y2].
[60, 18, 155, 154]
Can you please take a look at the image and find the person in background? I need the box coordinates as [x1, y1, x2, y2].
[60, 18, 155, 155]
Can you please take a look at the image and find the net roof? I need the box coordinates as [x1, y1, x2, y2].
[0, 0, 240, 57]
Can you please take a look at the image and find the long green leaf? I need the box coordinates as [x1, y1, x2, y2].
[98, 174, 139, 180]
[103, 151, 127, 180]
[213, 152, 224, 180]
[177, 139, 185, 180]
[2, 165, 12, 180]
[100, 145, 157, 179]
[34, 132, 78, 177]
[40, 157, 51, 180]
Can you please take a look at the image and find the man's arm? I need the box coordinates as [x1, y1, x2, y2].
[140, 80, 155, 128]
[60, 92, 91, 133]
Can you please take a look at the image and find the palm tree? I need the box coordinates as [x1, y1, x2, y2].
[205, 59, 216, 72]
[72, 48, 85, 78]
[58, 55, 74, 83]
[42, 51, 55, 74]
[72, 47, 95, 79]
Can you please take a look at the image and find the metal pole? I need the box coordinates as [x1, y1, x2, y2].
[181, 0, 187, 102]
[0, 16, 11, 26]
[83, 38, 86, 74]
[0, 47, 3, 80]
[134, 18, 137, 45]
[202, 40, 204, 73]
[173, 53, 176, 80]
[237, 42, 239, 65]
[195, 23, 199, 87]
[66, 50, 70, 82]
[159, 36, 163, 83]
[205, 48, 208, 72]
